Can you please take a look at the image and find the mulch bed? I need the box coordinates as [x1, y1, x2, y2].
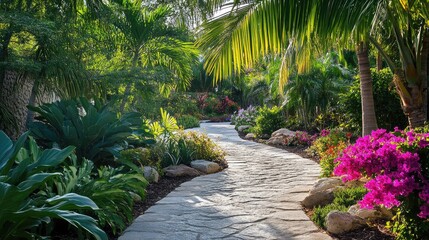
[238, 132, 395, 240]
[132, 175, 196, 218]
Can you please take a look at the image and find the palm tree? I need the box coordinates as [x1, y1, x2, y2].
[0, 0, 102, 138]
[107, 1, 198, 112]
[197, 0, 429, 131]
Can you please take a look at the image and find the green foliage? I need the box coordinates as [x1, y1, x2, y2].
[312, 204, 348, 229]
[29, 98, 149, 165]
[387, 206, 429, 240]
[148, 108, 180, 139]
[307, 129, 350, 177]
[339, 68, 407, 132]
[177, 114, 200, 129]
[251, 106, 286, 138]
[333, 186, 367, 207]
[0, 131, 107, 240]
[312, 186, 366, 229]
[54, 159, 147, 235]
[120, 148, 158, 168]
[153, 130, 226, 168]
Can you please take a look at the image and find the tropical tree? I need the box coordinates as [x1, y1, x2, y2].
[197, 0, 429, 132]
[105, 1, 198, 112]
[0, 0, 104, 138]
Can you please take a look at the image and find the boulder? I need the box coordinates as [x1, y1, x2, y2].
[267, 136, 285, 145]
[244, 133, 256, 139]
[271, 128, 295, 138]
[163, 164, 201, 177]
[309, 177, 344, 194]
[348, 204, 393, 220]
[191, 160, 221, 174]
[129, 192, 142, 202]
[143, 166, 159, 183]
[302, 189, 335, 208]
[326, 211, 366, 234]
[237, 125, 251, 132]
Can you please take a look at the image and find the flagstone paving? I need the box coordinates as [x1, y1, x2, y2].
[120, 122, 332, 240]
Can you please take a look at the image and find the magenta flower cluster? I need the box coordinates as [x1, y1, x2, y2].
[295, 131, 318, 146]
[334, 129, 429, 219]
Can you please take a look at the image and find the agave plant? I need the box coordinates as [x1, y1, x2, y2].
[0, 131, 107, 240]
[29, 98, 152, 165]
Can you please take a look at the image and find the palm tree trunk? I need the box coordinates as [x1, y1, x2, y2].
[376, 51, 383, 71]
[0, 71, 34, 139]
[357, 42, 378, 136]
[422, 33, 429, 122]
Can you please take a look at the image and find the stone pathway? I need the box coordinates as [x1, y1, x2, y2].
[120, 122, 332, 240]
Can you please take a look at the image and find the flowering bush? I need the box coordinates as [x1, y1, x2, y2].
[231, 105, 258, 128]
[334, 129, 429, 239]
[284, 131, 318, 146]
[216, 96, 239, 114]
[306, 128, 350, 177]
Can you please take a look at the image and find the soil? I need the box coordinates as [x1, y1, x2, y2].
[238, 132, 395, 240]
[132, 175, 196, 218]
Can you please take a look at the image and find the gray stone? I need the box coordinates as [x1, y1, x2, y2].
[302, 189, 334, 208]
[143, 166, 159, 183]
[309, 177, 343, 194]
[267, 136, 285, 145]
[191, 160, 221, 174]
[237, 125, 251, 132]
[163, 164, 201, 177]
[129, 192, 142, 202]
[244, 133, 256, 139]
[326, 211, 366, 234]
[348, 204, 393, 220]
[271, 128, 295, 137]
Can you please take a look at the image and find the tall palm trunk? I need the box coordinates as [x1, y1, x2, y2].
[0, 71, 34, 139]
[357, 42, 378, 136]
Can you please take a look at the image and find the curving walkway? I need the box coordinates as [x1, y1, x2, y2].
[120, 122, 332, 240]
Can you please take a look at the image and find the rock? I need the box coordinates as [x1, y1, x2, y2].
[267, 136, 285, 145]
[302, 189, 335, 208]
[191, 160, 221, 174]
[348, 204, 393, 220]
[237, 125, 251, 132]
[129, 192, 142, 202]
[326, 211, 366, 234]
[309, 177, 344, 194]
[244, 133, 256, 139]
[163, 164, 201, 177]
[143, 166, 159, 183]
[271, 128, 295, 138]
[261, 134, 271, 139]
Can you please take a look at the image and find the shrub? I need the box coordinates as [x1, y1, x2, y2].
[311, 186, 366, 229]
[307, 129, 350, 177]
[216, 96, 240, 114]
[284, 131, 318, 146]
[29, 98, 152, 165]
[251, 106, 286, 138]
[0, 131, 107, 240]
[231, 105, 258, 128]
[334, 129, 429, 239]
[119, 147, 159, 168]
[333, 186, 368, 207]
[177, 114, 200, 129]
[338, 68, 407, 132]
[153, 131, 226, 168]
[54, 159, 147, 235]
[312, 203, 348, 229]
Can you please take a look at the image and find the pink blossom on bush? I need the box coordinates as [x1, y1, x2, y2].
[334, 128, 429, 219]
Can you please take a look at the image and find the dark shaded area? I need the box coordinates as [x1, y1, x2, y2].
[133, 175, 196, 218]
